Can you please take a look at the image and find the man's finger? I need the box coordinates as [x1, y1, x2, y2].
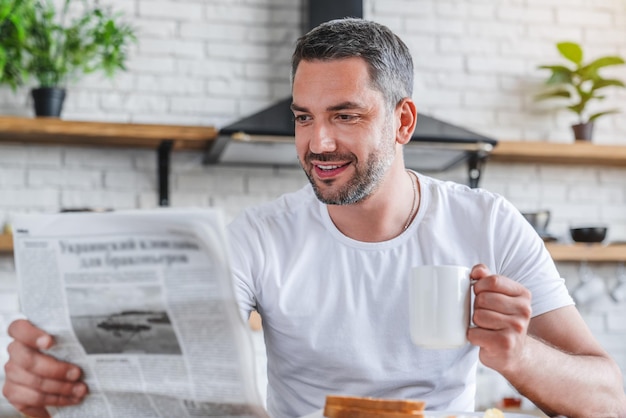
[4, 362, 87, 399]
[3, 381, 82, 413]
[15, 406, 51, 418]
[474, 289, 532, 317]
[470, 264, 491, 280]
[473, 274, 530, 298]
[467, 325, 516, 350]
[7, 341, 82, 382]
[10, 402, 51, 418]
[473, 303, 530, 331]
[7, 320, 54, 350]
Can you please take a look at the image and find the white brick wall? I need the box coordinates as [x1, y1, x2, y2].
[1, 0, 625, 411]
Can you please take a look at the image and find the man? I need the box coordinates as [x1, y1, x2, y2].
[3, 18, 626, 418]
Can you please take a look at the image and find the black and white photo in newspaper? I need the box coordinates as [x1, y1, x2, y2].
[13, 209, 268, 418]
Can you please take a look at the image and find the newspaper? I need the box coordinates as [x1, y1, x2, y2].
[12, 209, 269, 418]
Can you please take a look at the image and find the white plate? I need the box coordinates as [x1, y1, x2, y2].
[300, 409, 537, 418]
[426, 413, 537, 418]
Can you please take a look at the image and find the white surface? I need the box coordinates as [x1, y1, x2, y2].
[410, 265, 471, 348]
[425, 414, 536, 418]
[300, 409, 537, 418]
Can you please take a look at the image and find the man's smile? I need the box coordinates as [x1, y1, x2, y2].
[313, 161, 351, 178]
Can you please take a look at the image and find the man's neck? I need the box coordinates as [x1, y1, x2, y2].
[326, 166, 419, 242]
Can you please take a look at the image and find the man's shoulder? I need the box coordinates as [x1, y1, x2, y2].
[250, 183, 315, 217]
[230, 184, 318, 229]
[420, 174, 506, 207]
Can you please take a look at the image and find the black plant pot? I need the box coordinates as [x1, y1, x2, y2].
[572, 122, 594, 142]
[31, 87, 66, 117]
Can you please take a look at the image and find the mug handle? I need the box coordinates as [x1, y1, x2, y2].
[469, 279, 478, 329]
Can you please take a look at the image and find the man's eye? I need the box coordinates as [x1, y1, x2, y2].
[294, 114, 311, 123]
[337, 114, 357, 121]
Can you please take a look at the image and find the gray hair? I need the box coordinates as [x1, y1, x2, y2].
[291, 18, 414, 110]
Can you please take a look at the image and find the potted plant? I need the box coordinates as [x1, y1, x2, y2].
[0, 0, 136, 117]
[536, 41, 625, 141]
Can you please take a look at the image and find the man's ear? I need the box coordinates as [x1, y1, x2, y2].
[396, 98, 417, 145]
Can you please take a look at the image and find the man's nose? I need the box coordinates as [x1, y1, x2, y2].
[309, 122, 337, 154]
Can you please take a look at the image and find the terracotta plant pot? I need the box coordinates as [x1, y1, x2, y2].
[31, 87, 66, 118]
[572, 122, 594, 141]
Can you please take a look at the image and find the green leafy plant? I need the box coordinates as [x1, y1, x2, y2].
[0, 0, 31, 90]
[0, 0, 136, 89]
[536, 41, 625, 124]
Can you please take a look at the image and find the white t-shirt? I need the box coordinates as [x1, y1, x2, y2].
[227, 173, 573, 418]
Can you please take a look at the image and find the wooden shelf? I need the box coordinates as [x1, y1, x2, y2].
[0, 234, 13, 253]
[0, 115, 219, 205]
[545, 243, 626, 262]
[0, 115, 218, 150]
[490, 140, 626, 167]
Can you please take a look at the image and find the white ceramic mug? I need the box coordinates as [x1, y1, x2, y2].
[410, 265, 472, 349]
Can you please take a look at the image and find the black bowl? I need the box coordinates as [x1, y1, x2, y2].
[570, 226, 608, 243]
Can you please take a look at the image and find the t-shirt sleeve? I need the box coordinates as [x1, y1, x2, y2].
[491, 197, 574, 317]
[227, 210, 264, 321]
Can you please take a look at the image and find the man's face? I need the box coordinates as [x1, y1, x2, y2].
[291, 58, 398, 205]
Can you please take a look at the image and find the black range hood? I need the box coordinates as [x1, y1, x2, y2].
[204, 0, 497, 188]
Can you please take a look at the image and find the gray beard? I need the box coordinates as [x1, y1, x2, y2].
[302, 123, 396, 205]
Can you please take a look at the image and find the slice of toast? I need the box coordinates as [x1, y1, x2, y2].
[324, 404, 425, 418]
[324, 395, 426, 418]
